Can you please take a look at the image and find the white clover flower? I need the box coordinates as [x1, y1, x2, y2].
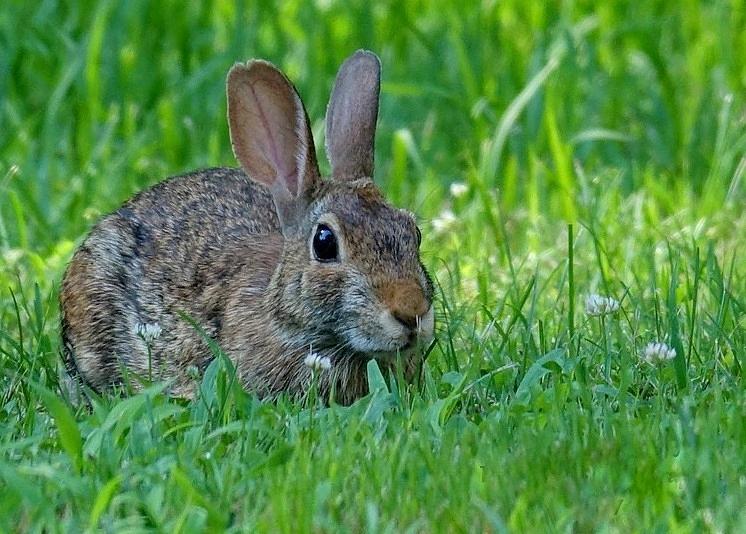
[585, 294, 620, 317]
[449, 182, 469, 198]
[136, 322, 162, 343]
[304, 352, 331, 371]
[643, 342, 676, 364]
[432, 209, 457, 234]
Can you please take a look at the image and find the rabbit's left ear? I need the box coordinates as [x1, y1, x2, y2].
[325, 50, 381, 181]
[227, 60, 320, 229]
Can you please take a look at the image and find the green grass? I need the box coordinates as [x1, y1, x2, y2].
[2, 0, 746, 531]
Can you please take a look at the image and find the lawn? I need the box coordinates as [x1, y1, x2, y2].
[1, 0, 745, 531]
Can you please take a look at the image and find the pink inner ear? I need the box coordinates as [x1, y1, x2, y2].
[229, 65, 303, 197]
[247, 78, 300, 195]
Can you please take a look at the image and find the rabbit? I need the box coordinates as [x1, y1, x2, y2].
[60, 50, 435, 405]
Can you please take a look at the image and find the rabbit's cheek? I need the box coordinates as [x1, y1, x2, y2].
[303, 267, 346, 305]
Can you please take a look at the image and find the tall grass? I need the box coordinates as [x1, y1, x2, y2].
[1, 0, 745, 530]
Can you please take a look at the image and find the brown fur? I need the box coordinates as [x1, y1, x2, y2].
[60, 51, 433, 405]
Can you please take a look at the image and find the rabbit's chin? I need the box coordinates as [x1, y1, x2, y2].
[348, 334, 430, 363]
[343, 330, 415, 358]
[367, 345, 424, 363]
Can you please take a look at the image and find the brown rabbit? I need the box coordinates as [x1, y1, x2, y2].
[60, 50, 434, 405]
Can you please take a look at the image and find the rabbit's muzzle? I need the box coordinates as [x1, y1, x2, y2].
[377, 279, 434, 350]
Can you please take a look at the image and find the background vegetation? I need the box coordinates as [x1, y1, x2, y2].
[1, 0, 745, 530]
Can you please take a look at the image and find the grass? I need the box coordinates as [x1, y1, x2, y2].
[1, 0, 745, 531]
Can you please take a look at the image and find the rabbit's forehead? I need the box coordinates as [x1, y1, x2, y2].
[339, 213, 418, 267]
[313, 183, 415, 226]
[315, 195, 415, 233]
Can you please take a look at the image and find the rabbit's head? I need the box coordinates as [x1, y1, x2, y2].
[227, 51, 434, 361]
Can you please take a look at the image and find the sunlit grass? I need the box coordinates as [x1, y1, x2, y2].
[1, 0, 745, 530]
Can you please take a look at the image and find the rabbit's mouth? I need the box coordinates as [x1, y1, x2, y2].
[345, 305, 434, 358]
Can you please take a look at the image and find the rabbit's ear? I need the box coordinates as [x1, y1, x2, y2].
[228, 61, 319, 227]
[325, 50, 381, 181]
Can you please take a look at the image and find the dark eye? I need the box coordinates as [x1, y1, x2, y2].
[415, 226, 422, 246]
[313, 224, 339, 262]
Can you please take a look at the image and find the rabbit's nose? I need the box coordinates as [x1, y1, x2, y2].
[383, 280, 429, 332]
[392, 310, 418, 330]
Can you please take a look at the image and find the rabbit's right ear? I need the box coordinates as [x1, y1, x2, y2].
[325, 50, 381, 181]
[227, 61, 320, 229]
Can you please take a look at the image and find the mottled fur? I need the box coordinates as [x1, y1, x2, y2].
[60, 51, 434, 405]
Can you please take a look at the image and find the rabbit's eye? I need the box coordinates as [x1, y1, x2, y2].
[313, 224, 339, 262]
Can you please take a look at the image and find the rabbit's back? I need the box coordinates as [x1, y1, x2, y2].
[120, 167, 279, 253]
[61, 167, 281, 393]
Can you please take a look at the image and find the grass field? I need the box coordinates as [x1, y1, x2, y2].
[2, 0, 746, 531]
